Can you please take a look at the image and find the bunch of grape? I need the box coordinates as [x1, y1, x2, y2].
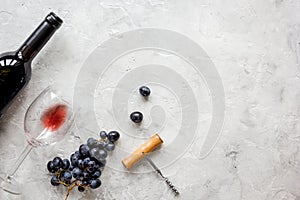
[47, 130, 120, 199]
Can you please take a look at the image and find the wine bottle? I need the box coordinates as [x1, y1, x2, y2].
[0, 12, 63, 118]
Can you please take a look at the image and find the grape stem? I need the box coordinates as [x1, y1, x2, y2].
[96, 138, 106, 142]
[63, 179, 89, 200]
[64, 180, 78, 200]
[55, 166, 93, 200]
[56, 171, 70, 187]
[55, 170, 79, 200]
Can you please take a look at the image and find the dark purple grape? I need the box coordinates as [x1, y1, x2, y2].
[96, 141, 105, 149]
[79, 144, 90, 157]
[100, 149, 108, 158]
[52, 157, 63, 169]
[47, 161, 57, 173]
[91, 170, 101, 179]
[83, 157, 91, 168]
[51, 175, 60, 186]
[70, 153, 75, 161]
[90, 179, 101, 189]
[91, 157, 104, 168]
[82, 171, 90, 179]
[78, 186, 85, 192]
[130, 111, 143, 123]
[139, 86, 151, 97]
[87, 138, 97, 147]
[78, 159, 84, 169]
[81, 179, 89, 186]
[99, 131, 107, 139]
[72, 167, 83, 179]
[87, 161, 96, 168]
[92, 159, 100, 169]
[107, 131, 120, 142]
[105, 142, 115, 151]
[74, 150, 81, 158]
[62, 159, 70, 170]
[61, 171, 72, 182]
[90, 148, 98, 159]
[70, 154, 79, 166]
[87, 166, 96, 173]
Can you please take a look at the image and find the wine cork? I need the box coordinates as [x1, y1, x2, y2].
[122, 134, 163, 170]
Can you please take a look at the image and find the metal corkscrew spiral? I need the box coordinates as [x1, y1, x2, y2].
[144, 156, 180, 196]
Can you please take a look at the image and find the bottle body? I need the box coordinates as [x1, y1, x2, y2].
[0, 52, 31, 117]
[0, 12, 62, 118]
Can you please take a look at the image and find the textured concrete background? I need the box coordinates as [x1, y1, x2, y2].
[0, 0, 300, 200]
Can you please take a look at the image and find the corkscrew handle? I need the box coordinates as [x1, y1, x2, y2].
[122, 134, 163, 169]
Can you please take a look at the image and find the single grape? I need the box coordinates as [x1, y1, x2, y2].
[96, 141, 105, 149]
[81, 179, 89, 186]
[91, 158, 100, 169]
[51, 175, 60, 186]
[90, 179, 101, 189]
[70, 154, 79, 166]
[139, 86, 151, 97]
[61, 171, 72, 182]
[87, 138, 97, 147]
[74, 150, 81, 158]
[107, 131, 120, 142]
[79, 144, 90, 157]
[82, 171, 90, 179]
[105, 142, 115, 151]
[83, 157, 91, 168]
[130, 111, 143, 123]
[90, 148, 98, 158]
[87, 161, 96, 168]
[99, 131, 107, 139]
[72, 167, 83, 179]
[47, 161, 57, 173]
[78, 186, 85, 192]
[98, 149, 107, 159]
[87, 166, 96, 173]
[78, 159, 84, 169]
[91, 170, 101, 179]
[52, 157, 63, 169]
[62, 159, 70, 170]
[70, 153, 75, 160]
[95, 149, 107, 160]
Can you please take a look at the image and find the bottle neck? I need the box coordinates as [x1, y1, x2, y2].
[17, 12, 63, 62]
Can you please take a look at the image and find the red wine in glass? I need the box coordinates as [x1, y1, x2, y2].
[0, 87, 74, 194]
[41, 104, 68, 131]
[0, 12, 63, 119]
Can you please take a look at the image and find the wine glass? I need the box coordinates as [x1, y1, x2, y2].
[0, 87, 74, 195]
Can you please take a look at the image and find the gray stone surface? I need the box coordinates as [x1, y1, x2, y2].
[0, 0, 300, 199]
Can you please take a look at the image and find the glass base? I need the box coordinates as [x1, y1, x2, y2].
[0, 173, 21, 195]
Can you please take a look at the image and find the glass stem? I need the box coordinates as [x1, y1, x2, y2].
[7, 145, 33, 178]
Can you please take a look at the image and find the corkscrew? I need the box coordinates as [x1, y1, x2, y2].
[122, 134, 180, 196]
